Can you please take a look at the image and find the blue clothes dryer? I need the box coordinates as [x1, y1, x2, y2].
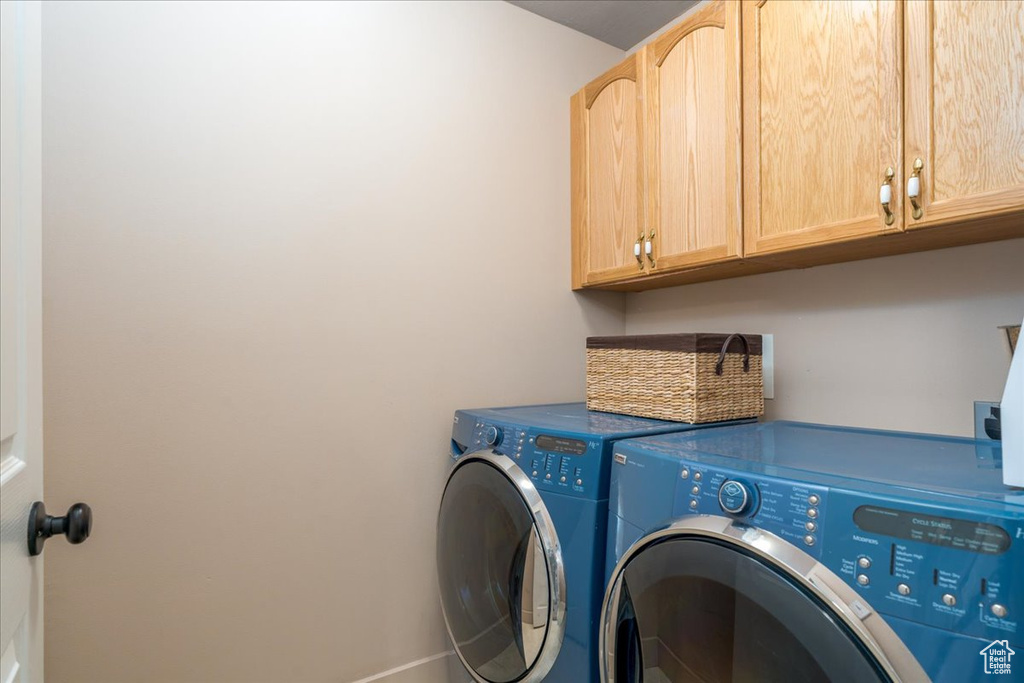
[602, 421, 1023, 683]
[437, 403, 751, 683]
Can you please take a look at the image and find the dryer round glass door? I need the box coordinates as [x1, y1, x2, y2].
[601, 517, 927, 683]
[437, 451, 566, 683]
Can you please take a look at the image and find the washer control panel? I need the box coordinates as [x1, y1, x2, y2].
[459, 419, 602, 499]
[672, 462, 828, 555]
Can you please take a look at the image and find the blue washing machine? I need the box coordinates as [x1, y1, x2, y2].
[602, 421, 1023, 682]
[437, 403, 752, 683]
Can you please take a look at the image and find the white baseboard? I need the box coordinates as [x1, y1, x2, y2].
[350, 651, 471, 683]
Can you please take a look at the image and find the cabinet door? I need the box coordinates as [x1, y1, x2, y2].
[571, 54, 646, 289]
[904, 0, 1024, 230]
[742, 0, 903, 257]
[644, 0, 741, 273]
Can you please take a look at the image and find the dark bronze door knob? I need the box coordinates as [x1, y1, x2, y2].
[28, 501, 92, 556]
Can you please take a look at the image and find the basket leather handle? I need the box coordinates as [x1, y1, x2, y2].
[715, 333, 751, 376]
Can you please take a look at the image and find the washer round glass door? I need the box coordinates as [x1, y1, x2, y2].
[602, 517, 927, 683]
[437, 451, 566, 683]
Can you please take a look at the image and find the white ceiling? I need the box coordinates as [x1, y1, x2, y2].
[507, 0, 699, 50]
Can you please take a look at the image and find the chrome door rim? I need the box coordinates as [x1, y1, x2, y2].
[599, 515, 929, 683]
[438, 449, 567, 683]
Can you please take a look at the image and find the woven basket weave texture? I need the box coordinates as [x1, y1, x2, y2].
[586, 345, 764, 423]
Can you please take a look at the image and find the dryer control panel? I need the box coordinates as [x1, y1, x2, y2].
[671, 460, 829, 555]
[824, 491, 1021, 645]
[668, 459, 1022, 645]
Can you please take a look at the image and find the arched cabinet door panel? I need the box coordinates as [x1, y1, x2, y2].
[571, 53, 646, 289]
[644, 0, 741, 273]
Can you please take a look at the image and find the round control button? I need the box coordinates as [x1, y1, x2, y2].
[803, 535, 815, 546]
[805, 521, 817, 532]
[689, 500, 698, 509]
[532, 470, 538, 477]
[718, 480, 753, 516]
[545, 473, 551, 480]
[897, 584, 911, 596]
[992, 604, 1008, 619]
[575, 478, 582, 486]
[559, 476, 566, 483]
[857, 557, 871, 569]
[942, 594, 957, 607]
[807, 508, 819, 519]
[857, 574, 870, 586]
[693, 472, 703, 482]
[484, 426, 503, 447]
[691, 485, 700, 495]
[807, 494, 820, 506]
[680, 468, 690, 480]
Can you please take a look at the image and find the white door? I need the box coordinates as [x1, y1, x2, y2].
[0, 1, 44, 681]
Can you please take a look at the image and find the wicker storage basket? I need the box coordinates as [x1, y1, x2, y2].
[586, 333, 764, 423]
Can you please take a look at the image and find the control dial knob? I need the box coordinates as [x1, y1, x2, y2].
[484, 425, 503, 447]
[718, 479, 756, 517]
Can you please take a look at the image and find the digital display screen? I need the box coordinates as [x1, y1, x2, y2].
[853, 505, 1010, 555]
[535, 435, 586, 455]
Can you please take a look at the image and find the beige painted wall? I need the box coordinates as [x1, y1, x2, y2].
[626, 240, 1024, 436]
[40, 2, 624, 681]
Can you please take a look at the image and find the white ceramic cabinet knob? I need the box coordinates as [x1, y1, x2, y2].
[907, 175, 920, 199]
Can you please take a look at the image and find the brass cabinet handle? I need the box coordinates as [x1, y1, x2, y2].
[880, 166, 895, 226]
[645, 231, 656, 267]
[907, 157, 924, 220]
[634, 233, 644, 270]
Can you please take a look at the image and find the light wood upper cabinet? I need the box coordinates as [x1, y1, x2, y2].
[644, 0, 741, 272]
[569, 0, 1023, 291]
[571, 54, 646, 288]
[904, 0, 1024, 229]
[742, 0, 904, 256]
